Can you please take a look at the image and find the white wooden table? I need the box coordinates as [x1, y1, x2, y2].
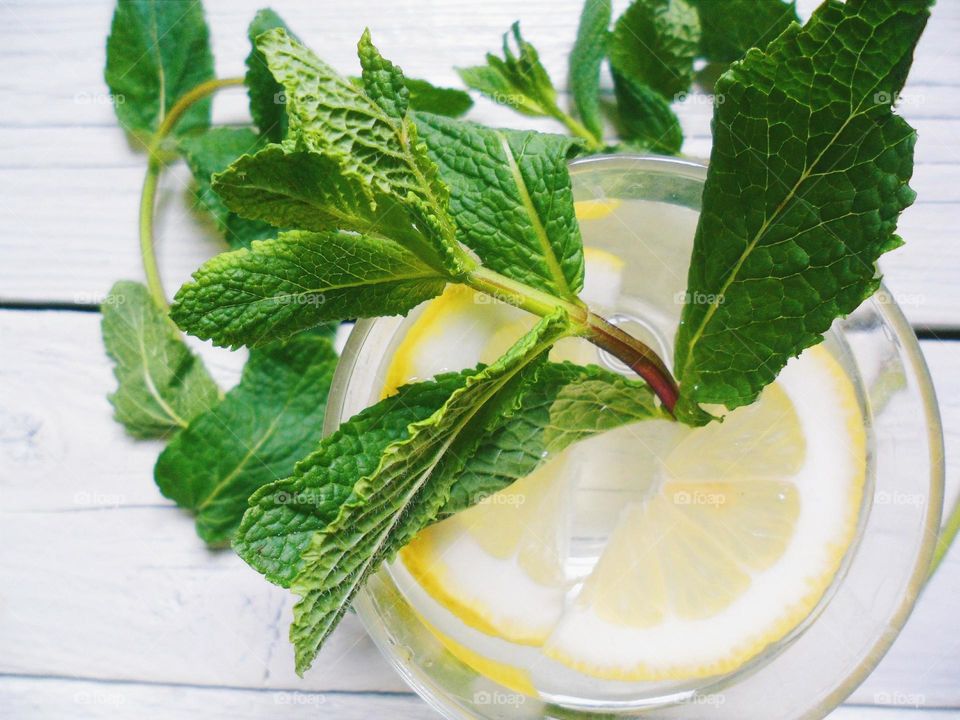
[0, 1, 957, 718]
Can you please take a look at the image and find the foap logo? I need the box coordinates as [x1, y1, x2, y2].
[674, 90, 725, 106]
[874, 490, 926, 508]
[674, 290, 724, 306]
[274, 691, 327, 706]
[875, 290, 926, 309]
[74, 491, 125, 508]
[274, 490, 325, 506]
[679, 693, 726, 707]
[476, 491, 526, 507]
[473, 291, 514, 306]
[673, 490, 725, 507]
[473, 690, 527, 707]
[491, 92, 526, 108]
[873, 90, 925, 107]
[74, 91, 125, 106]
[268, 293, 326, 307]
[74, 690, 126, 707]
[874, 690, 926, 708]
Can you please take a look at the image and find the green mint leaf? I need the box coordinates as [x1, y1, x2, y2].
[611, 70, 683, 154]
[211, 145, 440, 260]
[102, 281, 219, 438]
[171, 230, 449, 349]
[690, 0, 798, 63]
[570, 0, 612, 142]
[673, 0, 931, 424]
[415, 112, 584, 299]
[178, 128, 275, 249]
[289, 309, 570, 674]
[235, 369, 472, 588]
[404, 77, 473, 118]
[155, 332, 338, 546]
[441, 361, 664, 517]
[358, 29, 409, 119]
[255, 28, 468, 275]
[245, 8, 296, 143]
[457, 23, 562, 119]
[104, 0, 215, 142]
[609, 0, 700, 100]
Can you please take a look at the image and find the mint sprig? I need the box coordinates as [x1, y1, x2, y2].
[289, 310, 570, 673]
[98, 0, 935, 680]
[673, 0, 932, 423]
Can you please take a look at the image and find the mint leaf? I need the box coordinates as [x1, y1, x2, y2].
[609, 0, 700, 99]
[289, 310, 570, 674]
[415, 112, 584, 299]
[155, 332, 338, 546]
[358, 29, 409, 119]
[404, 78, 473, 118]
[255, 28, 469, 275]
[211, 145, 441, 259]
[611, 70, 682, 154]
[178, 128, 275, 249]
[690, 0, 798, 63]
[458, 23, 563, 119]
[235, 369, 472, 588]
[245, 8, 296, 143]
[102, 281, 219, 438]
[171, 230, 449, 349]
[104, 0, 215, 142]
[442, 361, 664, 516]
[673, 0, 931, 423]
[569, 0, 612, 142]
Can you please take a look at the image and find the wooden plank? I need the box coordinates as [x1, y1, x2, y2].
[0, 677, 958, 720]
[0, 308, 958, 705]
[1, 0, 959, 326]
[0, 677, 437, 719]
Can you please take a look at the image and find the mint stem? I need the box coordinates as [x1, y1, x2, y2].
[583, 312, 678, 413]
[466, 267, 678, 412]
[139, 77, 246, 309]
[552, 108, 605, 151]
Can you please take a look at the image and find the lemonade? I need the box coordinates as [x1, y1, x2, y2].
[324, 156, 940, 719]
[353, 161, 871, 706]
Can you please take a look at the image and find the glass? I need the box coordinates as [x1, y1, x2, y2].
[324, 155, 944, 719]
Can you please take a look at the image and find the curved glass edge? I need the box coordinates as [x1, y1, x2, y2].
[806, 291, 945, 719]
[326, 153, 946, 720]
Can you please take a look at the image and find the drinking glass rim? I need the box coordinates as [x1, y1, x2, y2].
[326, 153, 945, 718]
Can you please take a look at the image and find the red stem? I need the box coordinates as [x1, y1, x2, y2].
[582, 312, 679, 413]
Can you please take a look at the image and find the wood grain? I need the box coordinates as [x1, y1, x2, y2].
[1, 677, 958, 720]
[1, 0, 958, 716]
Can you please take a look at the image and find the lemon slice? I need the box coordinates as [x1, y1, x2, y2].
[398, 454, 573, 645]
[544, 345, 866, 680]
